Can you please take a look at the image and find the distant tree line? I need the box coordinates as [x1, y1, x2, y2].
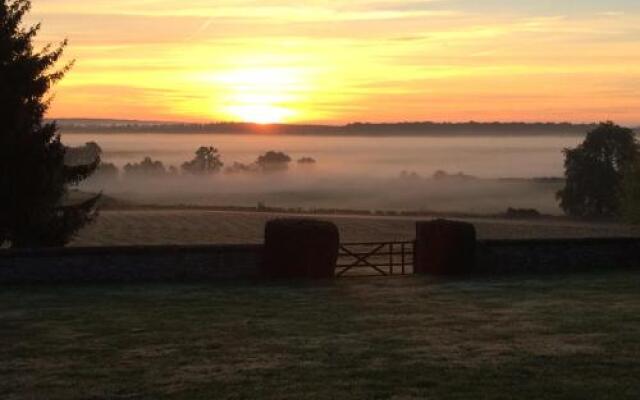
[54, 120, 624, 137]
[397, 170, 478, 182]
[85, 146, 317, 182]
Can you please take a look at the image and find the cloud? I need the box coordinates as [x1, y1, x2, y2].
[29, 0, 640, 125]
[34, 0, 460, 21]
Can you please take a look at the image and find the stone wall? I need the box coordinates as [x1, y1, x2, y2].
[476, 238, 640, 274]
[1, 236, 639, 284]
[0, 244, 263, 284]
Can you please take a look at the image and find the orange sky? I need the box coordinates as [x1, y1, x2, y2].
[31, 1, 640, 124]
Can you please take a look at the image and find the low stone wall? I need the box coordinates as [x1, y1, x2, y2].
[476, 238, 640, 274]
[0, 244, 263, 284]
[1, 236, 639, 284]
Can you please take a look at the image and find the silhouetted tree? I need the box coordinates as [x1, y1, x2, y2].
[0, 0, 99, 247]
[432, 170, 476, 181]
[123, 157, 167, 178]
[399, 170, 421, 181]
[65, 141, 102, 166]
[90, 162, 119, 183]
[182, 146, 223, 175]
[225, 161, 256, 174]
[433, 170, 447, 180]
[297, 157, 316, 165]
[620, 160, 640, 223]
[557, 122, 638, 217]
[256, 151, 291, 172]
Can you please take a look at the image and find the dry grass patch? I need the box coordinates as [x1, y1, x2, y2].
[71, 210, 640, 246]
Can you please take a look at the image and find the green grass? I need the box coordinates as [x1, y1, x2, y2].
[1, 271, 639, 399]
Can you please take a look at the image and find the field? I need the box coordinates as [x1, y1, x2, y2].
[72, 210, 640, 246]
[2, 271, 639, 399]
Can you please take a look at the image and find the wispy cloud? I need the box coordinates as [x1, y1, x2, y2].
[29, 0, 640, 124]
[35, 0, 460, 21]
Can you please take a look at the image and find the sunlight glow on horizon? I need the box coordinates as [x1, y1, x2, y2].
[29, 1, 640, 124]
[209, 67, 306, 123]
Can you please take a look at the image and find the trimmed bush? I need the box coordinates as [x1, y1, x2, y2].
[263, 219, 339, 279]
[414, 219, 476, 275]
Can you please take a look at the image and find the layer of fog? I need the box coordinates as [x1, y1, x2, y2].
[64, 132, 579, 215]
[78, 170, 562, 215]
[63, 133, 582, 178]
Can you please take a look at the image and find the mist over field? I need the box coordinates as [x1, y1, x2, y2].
[63, 131, 580, 214]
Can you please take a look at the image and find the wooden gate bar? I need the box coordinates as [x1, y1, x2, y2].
[388, 243, 393, 275]
[401, 242, 406, 275]
[336, 241, 414, 277]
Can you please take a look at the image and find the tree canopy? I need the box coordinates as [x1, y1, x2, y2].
[124, 157, 167, 178]
[557, 122, 638, 217]
[620, 160, 640, 224]
[0, 0, 99, 247]
[256, 151, 291, 172]
[181, 146, 223, 175]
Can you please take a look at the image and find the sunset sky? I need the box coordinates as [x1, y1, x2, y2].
[31, 0, 640, 124]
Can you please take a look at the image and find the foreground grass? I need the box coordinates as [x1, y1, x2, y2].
[1, 271, 639, 399]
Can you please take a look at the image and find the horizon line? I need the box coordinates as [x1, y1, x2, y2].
[48, 117, 640, 128]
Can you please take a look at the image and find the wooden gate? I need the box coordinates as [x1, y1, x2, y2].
[336, 241, 414, 277]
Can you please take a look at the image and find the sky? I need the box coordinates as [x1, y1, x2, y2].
[29, 0, 640, 124]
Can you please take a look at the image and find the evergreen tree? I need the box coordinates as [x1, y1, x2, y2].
[0, 0, 99, 247]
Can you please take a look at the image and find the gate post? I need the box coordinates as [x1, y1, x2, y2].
[263, 218, 339, 279]
[414, 219, 476, 275]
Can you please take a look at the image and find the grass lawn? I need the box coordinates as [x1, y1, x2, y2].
[1, 271, 639, 399]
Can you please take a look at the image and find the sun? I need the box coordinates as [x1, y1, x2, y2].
[216, 67, 303, 124]
[226, 104, 294, 124]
